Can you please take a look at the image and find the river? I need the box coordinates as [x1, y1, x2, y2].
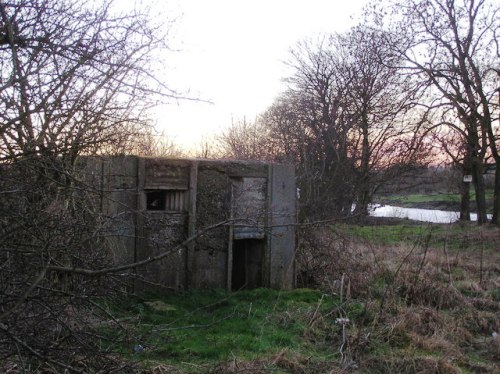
[369, 204, 493, 224]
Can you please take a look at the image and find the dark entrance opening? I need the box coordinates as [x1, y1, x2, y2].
[231, 239, 264, 291]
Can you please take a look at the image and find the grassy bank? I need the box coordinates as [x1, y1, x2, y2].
[375, 190, 495, 212]
[96, 220, 499, 373]
[338, 219, 499, 251]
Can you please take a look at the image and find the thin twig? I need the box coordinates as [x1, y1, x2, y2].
[309, 294, 325, 327]
[0, 263, 49, 322]
[0, 324, 83, 373]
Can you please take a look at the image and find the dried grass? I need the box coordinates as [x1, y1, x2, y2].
[210, 350, 311, 374]
[413, 333, 462, 359]
[402, 306, 445, 336]
[294, 224, 500, 373]
[361, 356, 462, 374]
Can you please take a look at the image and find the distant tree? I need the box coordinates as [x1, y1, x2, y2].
[258, 94, 306, 165]
[335, 26, 425, 216]
[133, 129, 184, 158]
[379, 0, 499, 224]
[272, 38, 356, 219]
[217, 117, 274, 161]
[255, 32, 427, 220]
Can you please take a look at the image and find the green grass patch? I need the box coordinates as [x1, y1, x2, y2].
[340, 223, 434, 246]
[376, 190, 494, 209]
[99, 288, 345, 369]
[337, 221, 498, 251]
[379, 193, 461, 205]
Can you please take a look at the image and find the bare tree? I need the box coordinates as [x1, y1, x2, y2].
[260, 90, 356, 220]
[379, 0, 499, 224]
[335, 26, 425, 215]
[0, 0, 181, 163]
[431, 124, 473, 220]
[255, 33, 428, 220]
[217, 117, 274, 161]
[0, 0, 183, 370]
[132, 129, 184, 158]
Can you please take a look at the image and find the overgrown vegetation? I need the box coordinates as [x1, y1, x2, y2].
[0, 1, 179, 371]
[70, 220, 499, 373]
[295, 221, 500, 373]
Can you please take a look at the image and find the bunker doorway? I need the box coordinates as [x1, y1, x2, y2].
[231, 239, 264, 291]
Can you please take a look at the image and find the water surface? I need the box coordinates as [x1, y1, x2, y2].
[369, 205, 491, 223]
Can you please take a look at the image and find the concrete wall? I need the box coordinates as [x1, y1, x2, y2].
[81, 156, 138, 267]
[190, 165, 230, 288]
[85, 157, 296, 291]
[231, 177, 267, 240]
[139, 212, 187, 290]
[137, 159, 191, 291]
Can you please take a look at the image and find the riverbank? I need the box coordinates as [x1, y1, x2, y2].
[338, 216, 500, 251]
[375, 191, 494, 213]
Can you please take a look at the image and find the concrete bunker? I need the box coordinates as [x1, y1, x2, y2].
[87, 156, 296, 291]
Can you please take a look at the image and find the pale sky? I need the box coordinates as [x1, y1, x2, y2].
[149, 0, 370, 152]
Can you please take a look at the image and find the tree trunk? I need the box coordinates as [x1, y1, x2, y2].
[355, 190, 370, 216]
[459, 179, 471, 221]
[354, 114, 370, 217]
[472, 161, 488, 224]
[491, 163, 500, 224]
[460, 158, 472, 221]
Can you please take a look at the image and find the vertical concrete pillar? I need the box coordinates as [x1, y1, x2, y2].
[133, 157, 145, 292]
[186, 161, 198, 289]
[268, 164, 296, 289]
[263, 164, 272, 287]
[135, 157, 145, 259]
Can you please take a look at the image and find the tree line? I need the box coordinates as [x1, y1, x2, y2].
[218, 0, 499, 225]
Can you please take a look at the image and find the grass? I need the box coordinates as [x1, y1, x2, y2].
[376, 190, 495, 211]
[379, 192, 462, 204]
[99, 288, 346, 371]
[95, 219, 499, 373]
[295, 220, 500, 373]
[337, 220, 499, 251]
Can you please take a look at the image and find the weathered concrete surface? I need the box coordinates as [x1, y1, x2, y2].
[199, 160, 268, 178]
[138, 212, 188, 290]
[97, 156, 138, 266]
[191, 167, 230, 288]
[144, 159, 190, 189]
[268, 164, 296, 289]
[83, 157, 296, 292]
[231, 177, 267, 240]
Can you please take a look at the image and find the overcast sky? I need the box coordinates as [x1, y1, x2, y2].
[147, 0, 370, 152]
